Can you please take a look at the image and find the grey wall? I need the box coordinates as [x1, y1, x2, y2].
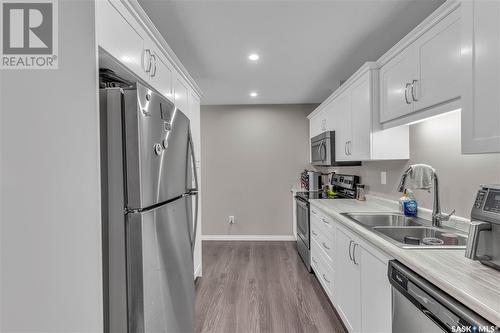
[319, 111, 500, 218]
[201, 104, 315, 236]
[0, 1, 102, 331]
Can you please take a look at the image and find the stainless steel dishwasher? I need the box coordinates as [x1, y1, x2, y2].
[388, 261, 498, 333]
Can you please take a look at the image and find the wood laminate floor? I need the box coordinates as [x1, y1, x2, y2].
[195, 241, 347, 333]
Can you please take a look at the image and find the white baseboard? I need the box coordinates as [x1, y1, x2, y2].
[194, 263, 202, 278]
[201, 235, 296, 241]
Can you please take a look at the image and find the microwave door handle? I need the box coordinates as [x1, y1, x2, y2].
[321, 142, 327, 161]
[317, 143, 323, 162]
[465, 221, 492, 260]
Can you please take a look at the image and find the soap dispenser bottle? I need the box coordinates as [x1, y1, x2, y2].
[403, 190, 418, 217]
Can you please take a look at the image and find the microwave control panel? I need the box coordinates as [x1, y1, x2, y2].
[483, 189, 500, 214]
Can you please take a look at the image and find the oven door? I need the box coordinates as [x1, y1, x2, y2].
[296, 197, 310, 248]
[311, 138, 330, 166]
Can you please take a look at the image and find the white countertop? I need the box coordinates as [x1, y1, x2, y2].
[310, 197, 500, 327]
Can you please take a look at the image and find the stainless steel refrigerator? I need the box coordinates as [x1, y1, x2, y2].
[100, 82, 198, 333]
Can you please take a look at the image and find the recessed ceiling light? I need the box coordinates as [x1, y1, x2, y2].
[249, 91, 258, 97]
[248, 53, 260, 61]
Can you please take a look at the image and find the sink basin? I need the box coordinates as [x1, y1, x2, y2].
[341, 212, 467, 249]
[373, 226, 468, 249]
[341, 213, 425, 228]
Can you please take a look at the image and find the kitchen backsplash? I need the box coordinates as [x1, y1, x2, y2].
[315, 111, 500, 218]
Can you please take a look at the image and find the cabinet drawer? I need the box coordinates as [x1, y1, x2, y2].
[310, 207, 335, 242]
[311, 239, 334, 297]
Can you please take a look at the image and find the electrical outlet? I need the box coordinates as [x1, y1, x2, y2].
[229, 216, 235, 224]
[381, 171, 387, 185]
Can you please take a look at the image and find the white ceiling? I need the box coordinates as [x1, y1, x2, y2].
[138, 0, 445, 105]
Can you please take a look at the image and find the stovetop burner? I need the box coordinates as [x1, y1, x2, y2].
[295, 191, 351, 200]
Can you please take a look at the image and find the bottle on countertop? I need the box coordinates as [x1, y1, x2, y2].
[402, 190, 418, 217]
[356, 184, 366, 201]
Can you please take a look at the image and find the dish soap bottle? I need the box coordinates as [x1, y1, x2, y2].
[403, 190, 418, 217]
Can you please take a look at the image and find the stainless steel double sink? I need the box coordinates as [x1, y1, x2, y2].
[341, 212, 468, 249]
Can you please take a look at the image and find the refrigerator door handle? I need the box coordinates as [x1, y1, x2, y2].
[188, 129, 199, 253]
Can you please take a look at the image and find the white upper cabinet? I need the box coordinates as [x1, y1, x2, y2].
[379, 2, 461, 127]
[148, 44, 175, 102]
[308, 63, 409, 162]
[174, 74, 190, 117]
[379, 46, 417, 123]
[334, 91, 352, 161]
[461, 0, 500, 154]
[310, 109, 326, 138]
[413, 9, 461, 111]
[96, 0, 147, 82]
[349, 73, 372, 161]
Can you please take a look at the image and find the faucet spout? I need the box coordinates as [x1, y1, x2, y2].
[431, 173, 455, 227]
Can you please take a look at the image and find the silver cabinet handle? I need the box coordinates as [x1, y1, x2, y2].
[322, 242, 330, 250]
[411, 79, 418, 101]
[321, 218, 330, 225]
[352, 243, 359, 265]
[404, 82, 411, 104]
[312, 230, 318, 236]
[465, 221, 492, 260]
[143, 49, 152, 73]
[312, 256, 318, 264]
[322, 274, 331, 284]
[344, 142, 348, 156]
[150, 54, 157, 77]
[348, 141, 352, 155]
[348, 240, 354, 261]
[311, 209, 317, 215]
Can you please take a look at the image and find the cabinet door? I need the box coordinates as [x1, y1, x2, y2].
[310, 110, 324, 138]
[96, 0, 147, 81]
[379, 46, 417, 123]
[413, 9, 461, 111]
[360, 246, 392, 333]
[349, 72, 372, 161]
[334, 92, 351, 162]
[335, 227, 361, 332]
[150, 47, 174, 102]
[461, 0, 500, 153]
[174, 74, 190, 116]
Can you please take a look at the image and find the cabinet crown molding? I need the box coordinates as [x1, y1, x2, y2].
[121, 0, 203, 97]
[308, 62, 378, 119]
[376, 0, 460, 68]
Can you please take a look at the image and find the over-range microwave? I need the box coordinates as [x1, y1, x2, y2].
[310, 131, 361, 167]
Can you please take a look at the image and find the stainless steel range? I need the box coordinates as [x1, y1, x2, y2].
[295, 174, 359, 271]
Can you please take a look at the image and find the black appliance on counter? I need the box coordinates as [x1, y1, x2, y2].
[295, 174, 360, 272]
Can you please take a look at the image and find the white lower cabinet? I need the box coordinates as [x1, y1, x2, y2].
[335, 226, 362, 332]
[360, 245, 392, 333]
[311, 209, 393, 333]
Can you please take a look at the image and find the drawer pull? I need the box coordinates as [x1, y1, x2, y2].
[312, 257, 318, 264]
[321, 218, 330, 225]
[322, 242, 330, 250]
[322, 274, 331, 284]
[312, 230, 318, 236]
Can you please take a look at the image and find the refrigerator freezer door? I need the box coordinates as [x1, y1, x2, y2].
[123, 83, 191, 210]
[127, 196, 194, 333]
